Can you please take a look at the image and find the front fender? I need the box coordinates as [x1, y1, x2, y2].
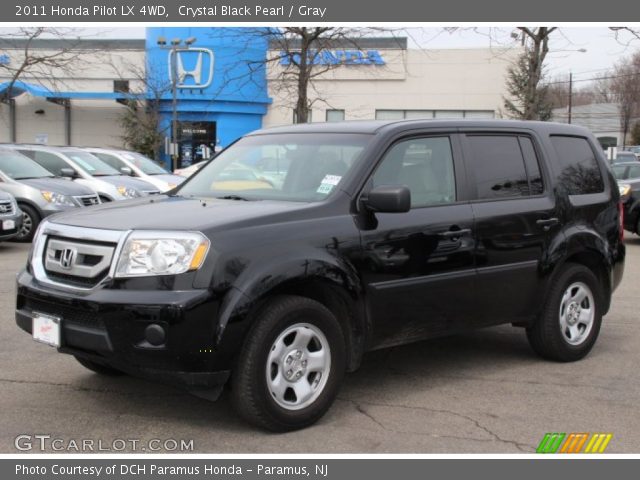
[214, 251, 362, 346]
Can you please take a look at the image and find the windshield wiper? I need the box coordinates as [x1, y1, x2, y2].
[216, 194, 250, 201]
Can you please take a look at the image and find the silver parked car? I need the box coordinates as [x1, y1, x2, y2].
[85, 148, 184, 193]
[0, 191, 23, 242]
[0, 147, 100, 241]
[5, 145, 160, 202]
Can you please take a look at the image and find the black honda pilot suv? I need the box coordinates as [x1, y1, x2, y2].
[16, 120, 625, 431]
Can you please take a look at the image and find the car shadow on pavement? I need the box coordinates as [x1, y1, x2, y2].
[77, 325, 535, 436]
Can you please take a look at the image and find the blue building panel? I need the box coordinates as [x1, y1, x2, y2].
[146, 27, 272, 169]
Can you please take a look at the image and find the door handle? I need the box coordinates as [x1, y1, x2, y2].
[440, 228, 472, 239]
[536, 218, 559, 231]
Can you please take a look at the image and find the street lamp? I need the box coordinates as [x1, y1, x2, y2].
[551, 48, 588, 124]
[156, 36, 197, 171]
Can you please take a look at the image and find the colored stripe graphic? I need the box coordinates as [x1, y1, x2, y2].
[537, 433, 566, 453]
[538, 433, 613, 453]
[584, 433, 613, 453]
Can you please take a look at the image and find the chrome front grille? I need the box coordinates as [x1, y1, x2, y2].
[0, 200, 14, 215]
[44, 237, 115, 284]
[74, 194, 101, 207]
[32, 223, 129, 291]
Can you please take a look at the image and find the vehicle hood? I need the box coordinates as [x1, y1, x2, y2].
[19, 177, 96, 195]
[99, 175, 158, 192]
[50, 195, 309, 232]
[151, 174, 185, 186]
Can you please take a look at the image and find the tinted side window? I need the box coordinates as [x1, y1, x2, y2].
[519, 136, 544, 195]
[372, 136, 456, 208]
[550, 136, 604, 195]
[465, 135, 530, 199]
[23, 151, 70, 176]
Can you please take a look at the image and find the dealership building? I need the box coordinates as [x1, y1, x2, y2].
[0, 28, 518, 169]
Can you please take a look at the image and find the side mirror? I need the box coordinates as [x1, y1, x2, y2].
[59, 167, 76, 179]
[120, 167, 133, 176]
[362, 185, 411, 213]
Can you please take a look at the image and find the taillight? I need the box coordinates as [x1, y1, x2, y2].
[619, 202, 625, 241]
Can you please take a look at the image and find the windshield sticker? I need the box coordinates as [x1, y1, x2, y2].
[320, 174, 342, 186]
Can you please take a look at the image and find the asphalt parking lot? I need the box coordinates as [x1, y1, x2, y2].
[1, 239, 639, 454]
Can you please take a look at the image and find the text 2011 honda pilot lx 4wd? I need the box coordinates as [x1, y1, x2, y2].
[16, 120, 625, 431]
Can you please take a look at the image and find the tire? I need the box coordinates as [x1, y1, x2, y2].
[526, 263, 603, 362]
[74, 356, 124, 376]
[231, 295, 346, 431]
[16, 204, 40, 242]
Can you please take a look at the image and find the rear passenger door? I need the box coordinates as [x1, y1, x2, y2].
[460, 132, 557, 326]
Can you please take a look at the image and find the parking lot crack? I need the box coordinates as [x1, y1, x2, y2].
[338, 397, 534, 452]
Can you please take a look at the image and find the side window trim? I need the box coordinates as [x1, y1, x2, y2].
[460, 131, 547, 203]
[362, 133, 463, 210]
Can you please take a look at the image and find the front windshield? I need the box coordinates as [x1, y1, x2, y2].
[0, 151, 54, 180]
[178, 133, 370, 202]
[64, 151, 121, 176]
[123, 152, 169, 175]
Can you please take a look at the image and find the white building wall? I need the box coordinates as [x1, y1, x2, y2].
[264, 47, 518, 126]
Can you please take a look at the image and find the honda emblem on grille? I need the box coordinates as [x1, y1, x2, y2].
[59, 248, 76, 270]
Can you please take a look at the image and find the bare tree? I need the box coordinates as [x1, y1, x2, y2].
[610, 52, 640, 147]
[0, 28, 93, 102]
[249, 27, 406, 124]
[113, 62, 171, 161]
[503, 27, 557, 120]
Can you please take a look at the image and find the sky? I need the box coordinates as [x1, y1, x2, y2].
[2, 26, 638, 86]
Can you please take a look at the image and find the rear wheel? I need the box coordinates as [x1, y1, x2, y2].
[74, 356, 124, 376]
[527, 263, 603, 362]
[16, 204, 40, 242]
[231, 295, 346, 431]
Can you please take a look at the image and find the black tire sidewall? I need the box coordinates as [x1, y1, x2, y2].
[234, 296, 346, 431]
[540, 264, 603, 360]
[17, 204, 40, 242]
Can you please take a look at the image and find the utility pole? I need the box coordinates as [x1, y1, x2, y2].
[568, 71, 573, 124]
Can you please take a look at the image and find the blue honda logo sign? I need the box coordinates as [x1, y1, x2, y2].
[280, 50, 385, 66]
[168, 48, 214, 89]
[0, 54, 10, 65]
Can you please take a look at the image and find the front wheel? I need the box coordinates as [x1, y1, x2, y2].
[16, 204, 40, 242]
[527, 263, 603, 362]
[231, 295, 346, 431]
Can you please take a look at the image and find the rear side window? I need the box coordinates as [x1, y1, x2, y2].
[550, 136, 604, 195]
[464, 135, 543, 200]
[628, 165, 640, 179]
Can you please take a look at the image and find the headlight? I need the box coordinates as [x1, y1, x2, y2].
[619, 184, 631, 197]
[116, 186, 141, 198]
[40, 191, 75, 206]
[115, 231, 210, 277]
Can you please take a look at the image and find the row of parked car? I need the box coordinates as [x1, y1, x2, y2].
[0, 145, 184, 242]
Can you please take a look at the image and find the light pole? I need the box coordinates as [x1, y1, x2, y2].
[156, 36, 197, 171]
[558, 48, 587, 125]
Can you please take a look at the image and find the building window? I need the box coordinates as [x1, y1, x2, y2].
[293, 110, 313, 124]
[113, 80, 130, 93]
[375, 109, 495, 120]
[326, 110, 345, 122]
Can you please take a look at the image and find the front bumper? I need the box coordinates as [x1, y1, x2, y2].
[15, 270, 235, 392]
[0, 211, 23, 240]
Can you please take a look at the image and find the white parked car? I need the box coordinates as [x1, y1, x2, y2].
[85, 148, 185, 193]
